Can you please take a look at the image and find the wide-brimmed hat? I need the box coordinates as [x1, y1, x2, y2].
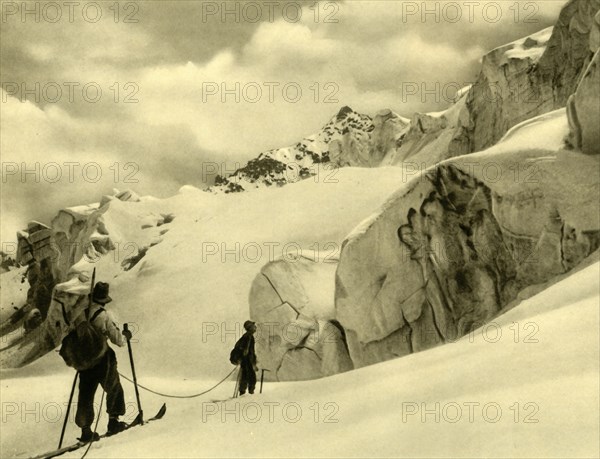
[92, 282, 112, 304]
[243, 320, 256, 331]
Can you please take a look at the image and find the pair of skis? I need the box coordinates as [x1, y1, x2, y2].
[30, 404, 167, 459]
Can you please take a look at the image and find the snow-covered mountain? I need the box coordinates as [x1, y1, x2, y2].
[209, 106, 409, 193]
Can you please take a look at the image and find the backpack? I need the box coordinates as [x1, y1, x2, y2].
[229, 334, 252, 365]
[229, 347, 242, 365]
[59, 307, 108, 371]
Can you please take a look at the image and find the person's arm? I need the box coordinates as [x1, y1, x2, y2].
[99, 310, 125, 347]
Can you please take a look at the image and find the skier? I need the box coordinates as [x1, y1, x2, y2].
[73, 282, 131, 442]
[232, 320, 258, 396]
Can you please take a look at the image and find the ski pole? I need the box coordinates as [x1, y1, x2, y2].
[83, 268, 97, 320]
[259, 369, 267, 394]
[58, 372, 78, 449]
[123, 323, 144, 424]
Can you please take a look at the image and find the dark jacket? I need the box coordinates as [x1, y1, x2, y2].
[234, 332, 256, 366]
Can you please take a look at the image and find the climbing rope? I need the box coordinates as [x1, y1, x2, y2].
[117, 367, 238, 399]
[80, 389, 105, 459]
[75, 369, 236, 459]
[69, 367, 238, 458]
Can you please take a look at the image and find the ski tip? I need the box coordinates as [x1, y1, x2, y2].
[155, 403, 167, 419]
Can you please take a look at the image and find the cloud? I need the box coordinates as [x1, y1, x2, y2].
[133, 16, 487, 156]
[131, 1, 565, 157]
[0, 88, 212, 245]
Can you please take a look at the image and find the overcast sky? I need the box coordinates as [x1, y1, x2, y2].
[0, 0, 567, 246]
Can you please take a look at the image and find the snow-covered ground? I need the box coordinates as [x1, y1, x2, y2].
[2, 91, 598, 458]
[0, 166, 408, 455]
[1, 166, 411, 375]
[492, 108, 570, 153]
[2, 258, 598, 458]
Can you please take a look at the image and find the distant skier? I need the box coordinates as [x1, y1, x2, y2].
[60, 282, 131, 442]
[231, 320, 258, 395]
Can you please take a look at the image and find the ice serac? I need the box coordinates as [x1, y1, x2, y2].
[386, 0, 597, 169]
[466, 0, 600, 153]
[567, 49, 600, 155]
[13, 206, 109, 325]
[335, 148, 600, 368]
[388, 89, 471, 168]
[397, 0, 600, 165]
[0, 189, 172, 368]
[248, 251, 353, 381]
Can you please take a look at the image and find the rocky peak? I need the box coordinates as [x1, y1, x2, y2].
[336, 105, 355, 121]
[208, 105, 406, 193]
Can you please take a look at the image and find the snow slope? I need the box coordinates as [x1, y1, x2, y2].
[3, 258, 598, 458]
[1, 167, 408, 378]
[492, 107, 570, 153]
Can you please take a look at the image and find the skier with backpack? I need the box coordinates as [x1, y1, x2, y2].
[230, 320, 258, 396]
[59, 280, 131, 443]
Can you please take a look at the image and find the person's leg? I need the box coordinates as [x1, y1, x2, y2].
[238, 363, 249, 395]
[75, 369, 99, 428]
[75, 366, 101, 442]
[248, 364, 257, 394]
[100, 348, 127, 434]
[101, 349, 126, 418]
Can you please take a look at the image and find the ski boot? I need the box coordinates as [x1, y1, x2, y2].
[79, 427, 100, 443]
[107, 417, 128, 436]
